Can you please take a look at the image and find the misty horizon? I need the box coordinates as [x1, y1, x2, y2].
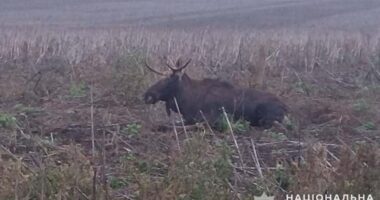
[1, 0, 380, 31]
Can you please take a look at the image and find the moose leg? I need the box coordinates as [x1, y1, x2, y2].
[180, 110, 199, 125]
[197, 109, 220, 127]
[240, 104, 261, 127]
[255, 103, 286, 128]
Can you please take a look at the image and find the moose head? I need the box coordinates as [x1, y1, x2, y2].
[143, 58, 191, 105]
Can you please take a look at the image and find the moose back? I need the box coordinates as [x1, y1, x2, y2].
[143, 59, 288, 128]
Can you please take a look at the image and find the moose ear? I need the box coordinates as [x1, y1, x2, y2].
[175, 59, 182, 68]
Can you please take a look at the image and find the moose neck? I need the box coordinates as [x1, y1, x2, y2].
[170, 73, 193, 111]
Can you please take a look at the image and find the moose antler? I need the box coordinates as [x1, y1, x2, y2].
[165, 58, 192, 72]
[144, 60, 168, 76]
[145, 57, 191, 75]
[176, 59, 191, 71]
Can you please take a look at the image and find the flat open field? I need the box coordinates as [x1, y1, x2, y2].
[0, 0, 379, 199]
[1, 0, 380, 31]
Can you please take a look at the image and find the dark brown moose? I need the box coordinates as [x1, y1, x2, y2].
[143, 58, 288, 128]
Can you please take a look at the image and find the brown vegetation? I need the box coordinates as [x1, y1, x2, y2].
[0, 28, 379, 199]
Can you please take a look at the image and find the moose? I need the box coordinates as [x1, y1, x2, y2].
[143, 58, 288, 129]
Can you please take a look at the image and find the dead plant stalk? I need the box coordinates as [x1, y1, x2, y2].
[173, 97, 188, 138]
[222, 107, 244, 168]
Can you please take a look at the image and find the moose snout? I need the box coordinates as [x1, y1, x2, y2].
[143, 92, 157, 104]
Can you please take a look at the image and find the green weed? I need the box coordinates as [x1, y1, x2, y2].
[121, 123, 142, 137]
[0, 113, 17, 129]
[265, 130, 288, 141]
[356, 121, 377, 132]
[69, 81, 87, 98]
[109, 176, 129, 189]
[352, 99, 370, 113]
[215, 114, 250, 134]
[293, 81, 311, 96]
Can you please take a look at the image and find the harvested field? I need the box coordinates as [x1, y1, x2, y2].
[0, 0, 379, 199]
[1, 0, 380, 31]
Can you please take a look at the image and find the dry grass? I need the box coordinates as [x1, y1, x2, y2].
[0, 28, 379, 199]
